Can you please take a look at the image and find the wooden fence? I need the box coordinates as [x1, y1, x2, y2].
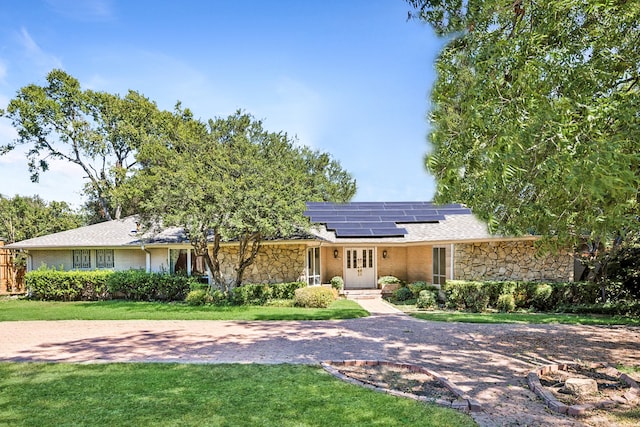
[0, 242, 25, 295]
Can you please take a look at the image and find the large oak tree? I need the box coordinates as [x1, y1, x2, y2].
[1, 69, 163, 221]
[409, 0, 640, 248]
[133, 109, 356, 290]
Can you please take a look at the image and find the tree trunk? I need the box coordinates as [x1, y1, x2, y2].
[233, 233, 261, 288]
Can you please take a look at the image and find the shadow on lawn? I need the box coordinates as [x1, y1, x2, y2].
[3, 314, 639, 425]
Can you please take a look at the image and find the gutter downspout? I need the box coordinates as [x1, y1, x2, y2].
[141, 245, 151, 273]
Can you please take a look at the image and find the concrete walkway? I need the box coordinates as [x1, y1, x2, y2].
[347, 296, 406, 315]
[1, 300, 638, 426]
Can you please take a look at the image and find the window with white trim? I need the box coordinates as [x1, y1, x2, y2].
[306, 247, 321, 285]
[432, 247, 447, 286]
[72, 250, 91, 269]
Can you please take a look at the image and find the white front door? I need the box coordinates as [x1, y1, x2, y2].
[344, 248, 376, 289]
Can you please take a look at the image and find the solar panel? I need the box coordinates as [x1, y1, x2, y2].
[304, 201, 470, 238]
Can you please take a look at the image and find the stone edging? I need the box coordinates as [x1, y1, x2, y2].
[321, 360, 482, 413]
[527, 362, 640, 417]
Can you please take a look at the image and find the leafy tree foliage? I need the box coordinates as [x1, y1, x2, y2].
[133, 109, 355, 290]
[0, 69, 163, 221]
[0, 194, 83, 243]
[409, 0, 640, 246]
[0, 194, 83, 289]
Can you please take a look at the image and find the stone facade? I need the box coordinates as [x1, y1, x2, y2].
[454, 241, 573, 282]
[217, 243, 307, 284]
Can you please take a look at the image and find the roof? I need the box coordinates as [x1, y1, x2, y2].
[305, 201, 497, 244]
[4, 216, 316, 250]
[5, 202, 509, 249]
[3, 216, 188, 249]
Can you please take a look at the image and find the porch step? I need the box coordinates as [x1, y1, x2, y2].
[343, 289, 382, 300]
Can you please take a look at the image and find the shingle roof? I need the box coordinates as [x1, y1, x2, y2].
[3, 216, 188, 249]
[305, 202, 497, 243]
[5, 202, 506, 249]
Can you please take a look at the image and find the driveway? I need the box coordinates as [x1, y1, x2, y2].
[1, 299, 638, 426]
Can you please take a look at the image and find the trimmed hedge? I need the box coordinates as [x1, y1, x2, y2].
[442, 280, 619, 313]
[230, 282, 306, 305]
[26, 269, 112, 301]
[107, 270, 196, 301]
[294, 286, 338, 308]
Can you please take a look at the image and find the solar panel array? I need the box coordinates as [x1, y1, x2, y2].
[304, 201, 472, 238]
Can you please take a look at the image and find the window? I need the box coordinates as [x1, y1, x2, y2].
[169, 249, 206, 276]
[72, 250, 91, 269]
[96, 249, 114, 269]
[432, 247, 447, 286]
[307, 247, 321, 285]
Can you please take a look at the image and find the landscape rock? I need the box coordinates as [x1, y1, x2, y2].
[563, 378, 598, 396]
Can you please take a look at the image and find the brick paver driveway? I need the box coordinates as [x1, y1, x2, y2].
[2, 299, 638, 426]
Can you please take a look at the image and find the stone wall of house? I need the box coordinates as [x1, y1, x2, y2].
[454, 241, 574, 282]
[218, 243, 307, 284]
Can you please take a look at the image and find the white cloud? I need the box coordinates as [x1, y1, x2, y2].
[18, 28, 63, 71]
[45, 0, 114, 21]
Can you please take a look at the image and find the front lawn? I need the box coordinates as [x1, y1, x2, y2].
[408, 309, 640, 326]
[0, 298, 368, 321]
[0, 363, 475, 427]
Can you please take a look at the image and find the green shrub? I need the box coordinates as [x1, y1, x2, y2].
[530, 283, 553, 310]
[416, 290, 438, 310]
[189, 282, 210, 292]
[185, 289, 213, 306]
[496, 293, 516, 312]
[230, 282, 305, 305]
[330, 276, 344, 291]
[294, 286, 337, 308]
[408, 281, 438, 298]
[378, 276, 402, 286]
[485, 281, 515, 307]
[393, 286, 414, 302]
[550, 281, 600, 306]
[231, 283, 273, 305]
[107, 270, 194, 301]
[26, 268, 112, 301]
[557, 300, 640, 316]
[443, 280, 490, 312]
[209, 289, 229, 305]
[269, 282, 306, 300]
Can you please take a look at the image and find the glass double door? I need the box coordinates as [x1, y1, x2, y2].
[344, 248, 375, 289]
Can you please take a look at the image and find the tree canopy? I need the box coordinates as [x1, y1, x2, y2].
[409, 0, 640, 246]
[0, 194, 83, 244]
[0, 69, 163, 221]
[133, 109, 356, 290]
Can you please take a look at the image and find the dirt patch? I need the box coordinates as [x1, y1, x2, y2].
[335, 363, 459, 401]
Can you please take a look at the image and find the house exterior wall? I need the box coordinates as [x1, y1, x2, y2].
[114, 249, 146, 271]
[454, 241, 574, 282]
[30, 250, 73, 270]
[374, 246, 437, 284]
[29, 249, 147, 272]
[407, 246, 432, 283]
[217, 243, 306, 284]
[323, 246, 343, 283]
[148, 248, 169, 272]
[377, 246, 408, 281]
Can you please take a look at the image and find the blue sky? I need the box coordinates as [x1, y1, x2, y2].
[0, 0, 444, 208]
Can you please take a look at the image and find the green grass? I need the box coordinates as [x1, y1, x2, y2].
[0, 363, 476, 427]
[409, 310, 640, 326]
[0, 298, 368, 321]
